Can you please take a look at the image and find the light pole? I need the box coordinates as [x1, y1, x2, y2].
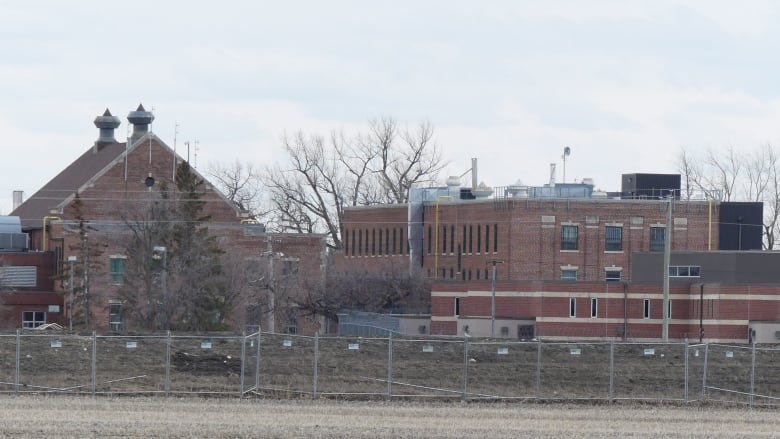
[153, 246, 167, 328]
[488, 259, 504, 338]
[68, 256, 76, 331]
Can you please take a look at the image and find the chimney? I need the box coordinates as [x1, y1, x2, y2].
[12, 191, 23, 211]
[127, 103, 155, 144]
[93, 108, 121, 151]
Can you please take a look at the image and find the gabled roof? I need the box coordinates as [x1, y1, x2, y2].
[12, 141, 128, 228]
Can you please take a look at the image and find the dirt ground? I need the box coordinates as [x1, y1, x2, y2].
[0, 332, 777, 406]
[0, 395, 777, 438]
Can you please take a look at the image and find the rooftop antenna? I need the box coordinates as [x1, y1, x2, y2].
[148, 105, 155, 166]
[173, 122, 179, 181]
[562, 146, 571, 184]
[193, 139, 200, 169]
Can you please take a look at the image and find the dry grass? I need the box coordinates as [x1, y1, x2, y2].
[0, 395, 777, 438]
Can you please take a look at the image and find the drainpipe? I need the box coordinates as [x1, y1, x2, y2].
[42, 216, 61, 251]
[623, 282, 628, 341]
[699, 284, 704, 343]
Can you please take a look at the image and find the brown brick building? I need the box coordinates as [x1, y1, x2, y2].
[9, 106, 327, 334]
[337, 176, 778, 342]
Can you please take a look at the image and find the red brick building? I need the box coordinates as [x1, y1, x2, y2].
[9, 106, 327, 334]
[337, 174, 777, 342]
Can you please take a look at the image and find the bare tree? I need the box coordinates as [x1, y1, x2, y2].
[368, 117, 445, 204]
[295, 261, 430, 322]
[263, 118, 447, 249]
[207, 161, 268, 221]
[677, 144, 780, 249]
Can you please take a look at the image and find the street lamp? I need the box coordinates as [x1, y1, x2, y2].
[68, 256, 77, 331]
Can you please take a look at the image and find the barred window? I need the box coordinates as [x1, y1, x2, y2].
[561, 225, 578, 250]
[605, 226, 623, 251]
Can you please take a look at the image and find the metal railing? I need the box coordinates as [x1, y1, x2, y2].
[0, 330, 777, 406]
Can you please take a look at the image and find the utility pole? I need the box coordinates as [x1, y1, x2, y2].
[488, 259, 504, 338]
[68, 256, 76, 331]
[662, 197, 672, 342]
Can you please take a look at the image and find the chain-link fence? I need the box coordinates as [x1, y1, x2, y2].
[0, 331, 777, 406]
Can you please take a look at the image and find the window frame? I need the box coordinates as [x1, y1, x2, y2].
[561, 225, 578, 251]
[561, 269, 577, 281]
[109, 255, 127, 285]
[605, 225, 623, 252]
[591, 298, 598, 318]
[569, 297, 576, 318]
[650, 226, 665, 252]
[22, 311, 45, 329]
[605, 269, 622, 282]
[109, 302, 123, 331]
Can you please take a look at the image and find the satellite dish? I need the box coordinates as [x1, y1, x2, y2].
[564, 146, 571, 156]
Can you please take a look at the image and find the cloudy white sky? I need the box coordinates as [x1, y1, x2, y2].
[2, 0, 780, 213]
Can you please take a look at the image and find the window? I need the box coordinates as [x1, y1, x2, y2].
[591, 298, 598, 318]
[392, 228, 397, 254]
[667, 299, 672, 319]
[669, 265, 701, 277]
[351, 230, 356, 256]
[500, 326, 509, 337]
[287, 315, 298, 334]
[282, 259, 299, 277]
[365, 229, 369, 255]
[427, 226, 432, 254]
[449, 225, 455, 253]
[605, 269, 621, 282]
[344, 228, 349, 255]
[494, 223, 498, 253]
[643, 299, 650, 319]
[454, 298, 461, 316]
[569, 298, 576, 318]
[378, 228, 383, 255]
[385, 229, 390, 256]
[109, 302, 123, 331]
[372, 229, 376, 255]
[358, 229, 362, 256]
[442, 225, 447, 255]
[561, 225, 578, 250]
[605, 226, 623, 251]
[476, 270, 481, 280]
[561, 269, 577, 281]
[462, 225, 467, 254]
[485, 224, 490, 253]
[109, 256, 127, 285]
[477, 225, 481, 253]
[604, 226, 623, 252]
[468, 225, 473, 253]
[650, 227, 665, 252]
[22, 311, 45, 328]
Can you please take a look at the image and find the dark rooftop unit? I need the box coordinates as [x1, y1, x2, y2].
[621, 173, 680, 200]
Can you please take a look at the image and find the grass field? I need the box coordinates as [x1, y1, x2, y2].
[0, 395, 777, 438]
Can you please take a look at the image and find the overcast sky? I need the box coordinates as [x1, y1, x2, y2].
[2, 0, 780, 214]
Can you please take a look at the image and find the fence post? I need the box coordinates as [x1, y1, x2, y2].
[461, 337, 469, 400]
[255, 331, 261, 393]
[749, 341, 756, 408]
[701, 343, 709, 401]
[535, 339, 542, 401]
[91, 331, 97, 396]
[386, 333, 393, 400]
[165, 330, 171, 395]
[239, 331, 246, 398]
[683, 341, 689, 404]
[608, 338, 614, 401]
[313, 332, 319, 399]
[14, 329, 20, 394]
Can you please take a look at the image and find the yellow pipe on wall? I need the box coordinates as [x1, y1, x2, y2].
[42, 216, 60, 251]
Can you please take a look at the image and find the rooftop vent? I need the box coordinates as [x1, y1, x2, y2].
[93, 108, 121, 150]
[127, 103, 155, 143]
